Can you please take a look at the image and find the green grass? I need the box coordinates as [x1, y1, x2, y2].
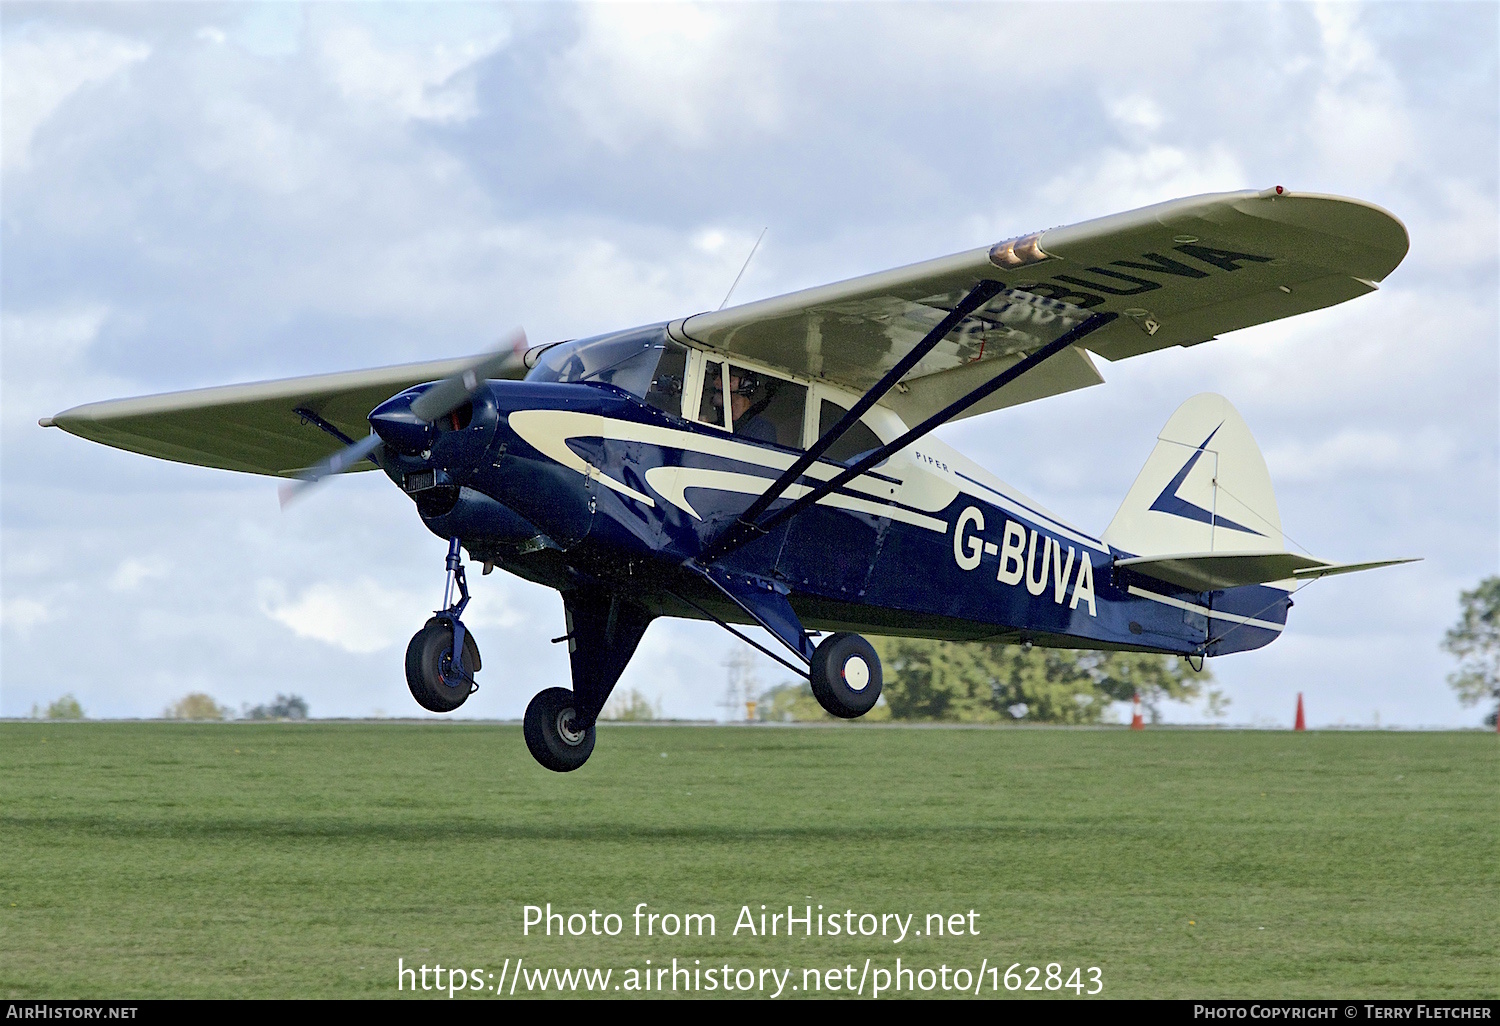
[1, 722, 1494, 999]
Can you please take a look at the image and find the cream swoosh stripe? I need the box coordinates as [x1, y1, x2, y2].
[508, 409, 656, 506]
[644, 466, 947, 533]
[1125, 586, 1286, 632]
[507, 408, 943, 512]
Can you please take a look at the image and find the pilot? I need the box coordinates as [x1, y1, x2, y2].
[710, 368, 778, 444]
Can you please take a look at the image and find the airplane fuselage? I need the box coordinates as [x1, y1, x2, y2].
[375, 378, 1287, 660]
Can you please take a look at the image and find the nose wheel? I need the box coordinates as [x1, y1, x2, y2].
[406, 536, 482, 713]
[406, 618, 481, 712]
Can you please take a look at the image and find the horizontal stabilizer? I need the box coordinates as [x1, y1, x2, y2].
[1290, 557, 1421, 581]
[1116, 551, 1419, 592]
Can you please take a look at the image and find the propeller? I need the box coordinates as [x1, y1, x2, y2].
[277, 433, 385, 508]
[409, 328, 526, 422]
[278, 328, 527, 509]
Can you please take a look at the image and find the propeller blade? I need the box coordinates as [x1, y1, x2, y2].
[280, 327, 525, 509]
[409, 327, 528, 423]
[278, 433, 384, 509]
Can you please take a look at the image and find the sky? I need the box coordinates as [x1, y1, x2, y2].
[1, 2, 1496, 727]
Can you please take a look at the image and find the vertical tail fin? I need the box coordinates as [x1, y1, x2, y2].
[1103, 393, 1284, 558]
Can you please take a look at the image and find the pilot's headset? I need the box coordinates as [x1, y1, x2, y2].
[730, 370, 763, 398]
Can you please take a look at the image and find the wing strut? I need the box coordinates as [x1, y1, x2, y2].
[292, 407, 383, 468]
[699, 310, 1118, 563]
[699, 278, 1005, 561]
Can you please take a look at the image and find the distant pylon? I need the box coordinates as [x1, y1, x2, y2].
[1294, 692, 1306, 731]
[1130, 691, 1144, 730]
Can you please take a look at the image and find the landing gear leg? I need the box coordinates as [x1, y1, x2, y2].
[405, 536, 482, 713]
[523, 588, 653, 772]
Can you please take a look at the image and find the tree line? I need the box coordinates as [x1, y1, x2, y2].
[756, 573, 1500, 727]
[759, 638, 1219, 724]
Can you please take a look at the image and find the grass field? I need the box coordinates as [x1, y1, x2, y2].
[1, 722, 1494, 999]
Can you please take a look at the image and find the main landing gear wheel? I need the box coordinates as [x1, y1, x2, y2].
[809, 632, 882, 719]
[405, 618, 481, 713]
[524, 687, 596, 773]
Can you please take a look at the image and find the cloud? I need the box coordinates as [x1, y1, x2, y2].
[1407, 178, 1500, 271]
[1307, 3, 1415, 183]
[259, 578, 434, 654]
[1263, 426, 1457, 484]
[1035, 144, 1248, 219]
[0, 597, 52, 634]
[108, 557, 171, 593]
[1, 25, 149, 170]
[190, 96, 331, 196]
[1, 304, 127, 434]
[1, 304, 109, 367]
[551, 4, 781, 150]
[316, 17, 507, 124]
[1188, 285, 1490, 413]
[1104, 93, 1166, 134]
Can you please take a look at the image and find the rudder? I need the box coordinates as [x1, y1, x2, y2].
[1103, 393, 1283, 558]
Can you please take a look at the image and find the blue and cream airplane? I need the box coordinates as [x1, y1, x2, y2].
[43, 189, 1415, 770]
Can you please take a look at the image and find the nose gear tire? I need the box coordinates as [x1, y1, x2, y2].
[405, 619, 481, 713]
[809, 632, 883, 719]
[524, 687, 596, 772]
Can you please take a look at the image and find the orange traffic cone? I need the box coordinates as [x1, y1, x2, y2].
[1130, 691, 1144, 730]
[1294, 692, 1306, 731]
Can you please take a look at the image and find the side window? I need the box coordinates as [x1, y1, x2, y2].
[643, 341, 689, 417]
[818, 399, 883, 464]
[698, 359, 729, 428]
[728, 364, 806, 449]
[695, 362, 807, 449]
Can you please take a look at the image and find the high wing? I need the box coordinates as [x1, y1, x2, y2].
[42, 189, 1407, 478]
[42, 355, 527, 477]
[669, 188, 1408, 423]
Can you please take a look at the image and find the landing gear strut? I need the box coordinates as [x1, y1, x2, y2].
[522, 588, 654, 773]
[405, 537, 481, 712]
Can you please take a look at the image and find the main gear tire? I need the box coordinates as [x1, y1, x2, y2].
[809, 632, 882, 719]
[405, 619, 481, 713]
[523, 687, 596, 772]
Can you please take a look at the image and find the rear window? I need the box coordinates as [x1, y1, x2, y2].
[818, 399, 883, 464]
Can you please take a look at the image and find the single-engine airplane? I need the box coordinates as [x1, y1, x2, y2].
[43, 188, 1417, 770]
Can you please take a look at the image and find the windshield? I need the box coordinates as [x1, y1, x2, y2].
[525, 325, 671, 399]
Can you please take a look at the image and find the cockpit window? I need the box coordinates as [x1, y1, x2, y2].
[643, 342, 688, 416]
[525, 326, 679, 402]
[699, 362, 806, 448]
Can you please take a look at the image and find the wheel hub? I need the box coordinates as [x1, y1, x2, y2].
[843, 655, 870, 691]
[556, 707, 585, 746]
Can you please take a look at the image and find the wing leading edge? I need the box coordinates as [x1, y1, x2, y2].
[42, 355, 526, 477]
